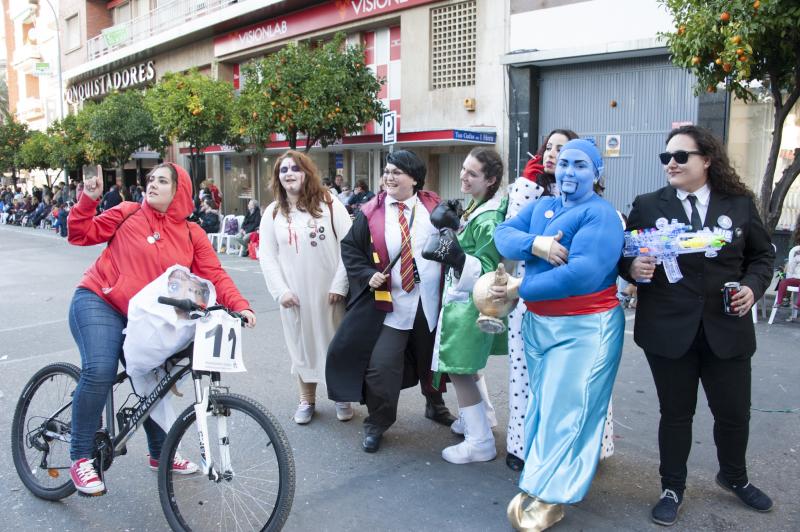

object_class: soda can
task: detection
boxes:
[722,282,740,315]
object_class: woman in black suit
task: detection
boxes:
[622,125,774,526]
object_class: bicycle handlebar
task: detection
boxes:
[157,296,200,312]
[158,296,246,324]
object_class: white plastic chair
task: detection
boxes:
[768,245,800,324]
[224,215,246,255]
[208,214,231,252]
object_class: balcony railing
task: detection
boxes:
[86,0,239,61]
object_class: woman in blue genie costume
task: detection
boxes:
[492,139,624,531]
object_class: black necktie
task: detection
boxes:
[687,194,702,231]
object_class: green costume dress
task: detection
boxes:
[432,195,508,382]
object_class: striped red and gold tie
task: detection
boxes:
[396,203,415,292]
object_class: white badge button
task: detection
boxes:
[717,215,733,229]
[544,210,554,219]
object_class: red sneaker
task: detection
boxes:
[148,453,199,475]
[70,458,105,495]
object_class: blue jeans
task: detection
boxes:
[69,288,167,461]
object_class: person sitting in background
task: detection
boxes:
[233,199,261,257]
[347,179,375,214]
[198,197,221,234]
[774,220,800,317]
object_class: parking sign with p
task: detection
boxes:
[382,111,397,145]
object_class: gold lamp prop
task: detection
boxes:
[473,263,522,334]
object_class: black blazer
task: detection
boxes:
[620,186,774,359]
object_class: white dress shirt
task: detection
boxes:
[676,183,710,228]
[383,194,441,332]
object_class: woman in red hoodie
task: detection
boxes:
[67,163,256,495]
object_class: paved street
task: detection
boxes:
[0,223,797,532]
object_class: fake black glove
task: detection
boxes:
[429,199,463,231]
[422,228,466,275]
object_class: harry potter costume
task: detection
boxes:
[326,153,454,452]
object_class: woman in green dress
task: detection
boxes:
[423,147,507,464]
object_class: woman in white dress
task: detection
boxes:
[259,150,354,424]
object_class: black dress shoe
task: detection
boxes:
[715,473,773,512]
[651,489,683,526]
[424,395,457,426]
[506,453,525,471]
[362,434,381,453]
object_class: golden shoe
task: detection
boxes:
[507,492,565,532]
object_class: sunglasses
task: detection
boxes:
[279,165,301,174]
[658,150,703,165]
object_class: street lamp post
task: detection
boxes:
[39,0,66,187]
[40,0,64,122]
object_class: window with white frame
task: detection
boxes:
[430,0,476,89]
[65,15,80,50]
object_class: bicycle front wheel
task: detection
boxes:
[11,362,80,501]
[159,393,295,532]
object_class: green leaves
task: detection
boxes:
[233,32,386,151]
[82,89,162,169]
[0,117,30,179]
[659,0,800,101]
[146,69,237,156]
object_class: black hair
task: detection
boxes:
[666,125,752,197]
[386,150,426,192]
[536,128,579,195]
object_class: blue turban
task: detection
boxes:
[560,138,604,178]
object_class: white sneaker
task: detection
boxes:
[294,401,315,424]
[335,402,354,421]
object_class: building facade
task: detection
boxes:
[504,0,799,231]
[59,0,510,215]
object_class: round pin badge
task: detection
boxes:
[319,234,326,240]
[310,240,318,247]
[309,232,317,239]
[318,226,325,233]
[655,217,668,229]
[147,236,156,244]
[717,215,733,229]
[544,210,554,219]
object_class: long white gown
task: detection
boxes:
[259,198,352,383]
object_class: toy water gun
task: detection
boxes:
[624,218,733,283]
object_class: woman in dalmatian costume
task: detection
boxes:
[504,129,614,472]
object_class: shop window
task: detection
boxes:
[728,95,800,230]
[430,0,476,89]
[65,15,80,50]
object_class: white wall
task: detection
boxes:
[509,0,673,52]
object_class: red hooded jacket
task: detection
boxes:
[68,164,250,315]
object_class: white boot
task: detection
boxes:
[442,401,496,464]
[451,375,497,435]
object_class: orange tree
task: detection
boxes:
[146,69,238,190]
[0,117,30,185]
[233,33,386,152]
[660,0,800,233]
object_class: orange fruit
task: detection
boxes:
[691,56,702,65]
[731,35,742,45]
[720,11,731,23]
[715,58,723,65]
[723,63,733,72]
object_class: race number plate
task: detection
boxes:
[192,313,246,372]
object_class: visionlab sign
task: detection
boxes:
[214,0,438,57]
[65,61,156,104]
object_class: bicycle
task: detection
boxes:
[11,297,295,532]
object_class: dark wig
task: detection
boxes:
[536,128,578,195]
[666,125,753,197]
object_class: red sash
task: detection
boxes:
[525,286,619,316]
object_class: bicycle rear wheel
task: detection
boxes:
[11,362,80,500]
[159,393,295,532]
